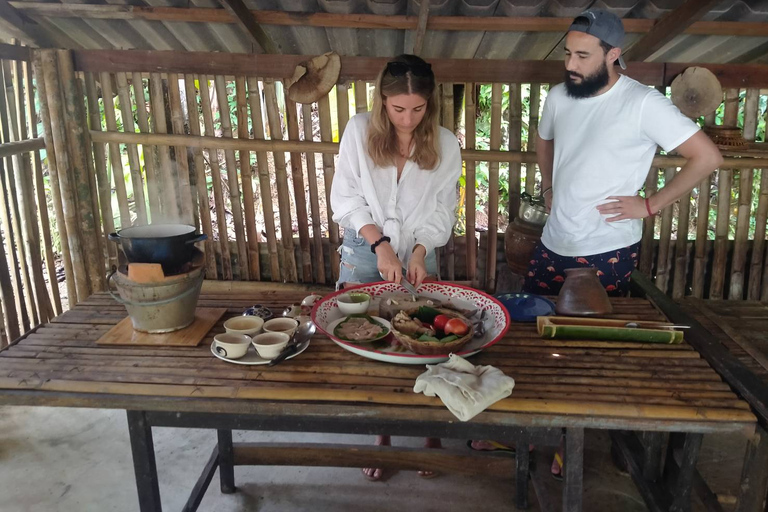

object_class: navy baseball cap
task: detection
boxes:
[568,9,627,69]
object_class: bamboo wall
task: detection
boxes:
[0,46,767,346]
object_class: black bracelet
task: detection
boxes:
[370,236,391,254]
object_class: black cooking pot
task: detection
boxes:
[108,224,207,272]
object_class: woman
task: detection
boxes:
[330,54,462,481]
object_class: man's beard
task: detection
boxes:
[564,61,610,99]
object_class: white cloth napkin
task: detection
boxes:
[413,354,515,422]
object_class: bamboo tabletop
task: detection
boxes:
[0,291,756,434]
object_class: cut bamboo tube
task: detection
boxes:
[441,82,455,280]
[486,83,502,293]
[24,59,61,316]
[655,168,676,293]
[41,50,90,304]
[0,72,20,336]
[709,167,732,299]
[302,102,326,284]
[235,76,260,281]
[246,77,280,281]
[525,83,541,195]
[131,72,161,221]
[750,167,768,300]
[183,73,218,279]
[149,72,179,221]
[263,79,297,282]
[464,83,477,284]
[0,234,16,342]
[33,51,76,310]
[1,59,37,327]
[729,88,759,299]
[99,71,131,228]
[639,168,658,275]
[84,73,118,270]
[12,57,52,323]
[354,80,367,113]
[284,93,312,283]
[166,73,195,226]
[672,187,691,299]
[214,75,249,280]
[199,76,232,280]
[59,50,104,293]
[318,94,340,282]
[508,83,522,220]
[337,82,349,137]
[115,72,147,225]
[692,175,711,299]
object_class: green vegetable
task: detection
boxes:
[417,333,439,342]
[413,306,441,324]
[439,335,459,343]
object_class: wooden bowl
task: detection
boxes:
[391,307,473,355]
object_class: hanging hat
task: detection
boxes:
[285,52,341,104]
[670,67,723,119]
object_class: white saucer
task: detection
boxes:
[210,339,310,365]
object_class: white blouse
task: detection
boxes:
[330,113,462,263]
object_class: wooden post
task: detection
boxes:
[639,168,658,276]
[672,189,691,299]
[131,72,161,221]
[284,93,312,283]
[751,168,768,300]
[183,73,218,279]
[525,83,541,195]
[441,81,455,281]
[464,83,477,285]
[337,82,350,137]
[166,73,195,227]
[486,83,502,293]
[354,80,368,113]
[198,76,232,279]
[58,50,105,292]
[115,72,148,225]
[99,71,131,228]
[302,103,326,284]
[246,77,280,282]
[655,168,676,293]
[149,72,179,222]
[263,79,297,283]
[213,75,249,280]
[0,64,18,337]
[318,94,340,283]
[691,174,712,299]
[508,83,522,221]
[33,51,77,309]
[235,76,260,281]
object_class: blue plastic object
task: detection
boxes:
[495,293,555,322]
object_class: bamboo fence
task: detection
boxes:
[0,46,767,347]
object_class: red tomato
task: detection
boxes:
[433,314,450,331]
[444,318,469,336]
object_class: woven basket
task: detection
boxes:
[391,307,473,355]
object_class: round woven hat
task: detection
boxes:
[285,52,341,104]
[670,67,723,118]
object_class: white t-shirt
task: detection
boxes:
[330,113,462,263]
[539,75,700,257]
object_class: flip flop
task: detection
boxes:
[551,451,563,481]
[467,439,516,455]
[418,470,440,479]
[361,467,383,482]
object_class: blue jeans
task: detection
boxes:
[336,231,438,289]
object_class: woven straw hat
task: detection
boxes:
[285,52,341,104]
[670,67,723,118]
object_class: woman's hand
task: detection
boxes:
[376,242,403,283]
[407,245,428,288]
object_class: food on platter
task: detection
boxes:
[378,293,442,321]
[333,315,389,342]
[390,306,473,355]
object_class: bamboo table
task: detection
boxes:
[0,288,757,512]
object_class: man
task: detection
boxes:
[523,9,723,296]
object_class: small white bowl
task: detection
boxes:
[224,316,264,336]
[212,333,252,360]
[263,317,299,337]
[336,292,371,315]
[252,332,290,360]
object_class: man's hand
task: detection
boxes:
[596,195,649,221]
[407,245,428,288]
[376,242,402,283]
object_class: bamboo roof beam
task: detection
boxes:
[216,0,278,53]
[411,0,429,56]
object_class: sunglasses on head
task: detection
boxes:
[386,61,433,78]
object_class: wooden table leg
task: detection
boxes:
[669,433,703,512]
[217,429,235,494]
[127,410,162,512]
[642,431,664,482]
[516,433,530,510]
[735,425,768,512]
[563,428,584,512]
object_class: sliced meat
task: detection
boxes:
[336,317,384,341]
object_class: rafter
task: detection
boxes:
[0,0,52,47]
[217,0,278,53]
[411,0,430,56]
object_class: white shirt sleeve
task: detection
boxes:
[538,85,557,141]
[413,134,462,255]
[639,89,700,153]
[330,118,375,236]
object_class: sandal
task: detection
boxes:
[362,467,384,482]
[467,439,516,455]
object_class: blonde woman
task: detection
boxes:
[331,54,462,291]
[330,55,462,481]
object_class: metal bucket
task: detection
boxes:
[108,266,205,333]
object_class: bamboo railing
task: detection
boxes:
[0,46,767,347]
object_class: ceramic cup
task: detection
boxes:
[336,292,371,315]
[251,332,290,360]
[213,333,251,359]
[223,316,264,336]
[263,317,300,337]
